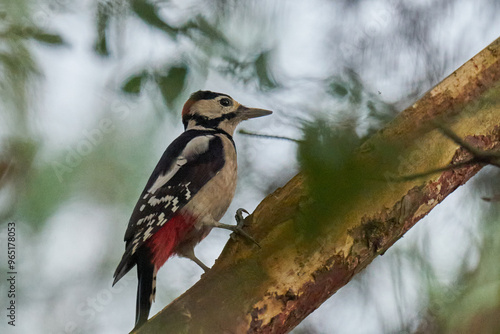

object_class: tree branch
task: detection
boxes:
[136,37,500,333]
[238,129,301,143]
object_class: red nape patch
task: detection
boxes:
[146,214,196,268]
[182,98,195,118]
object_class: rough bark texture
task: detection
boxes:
[135,37,500,334]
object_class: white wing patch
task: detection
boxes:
[183,134,214,158]
[184,182,192,200]
[143,226,154,241]
[148,158,186,193]
[147,194,175,206]
[147,135,214,194]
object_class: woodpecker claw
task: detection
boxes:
[235,208,249,228]
[232,208,261,248]
[232,227,261,248]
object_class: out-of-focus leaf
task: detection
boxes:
[326,70,397,137]
[94,1,111,56]
[328,70,363,103]
[0,160,11,184]
[297,118,400,238]
[1,25,65,45]
[2,138,40,224]
[0,52,18,69]
[330,82,348,97]
[255,51,277,90]
[297,120,361,236]
[482,194,500,202]
[122,71,147,95]
[184,15,231,48]
[130,0,178,38]
[94,32,108,56]
[156,66,188,108]
[30,31,65,45]
[0,47,39,99]
[217,54,251,79]
[366,100,397,130]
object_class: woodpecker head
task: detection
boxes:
[182,90,272,135]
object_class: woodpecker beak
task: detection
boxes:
[237,105,273,120]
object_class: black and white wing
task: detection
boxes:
[113,130,226,282]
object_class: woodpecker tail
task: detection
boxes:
[134,252,157,330]
[113,253,135,286]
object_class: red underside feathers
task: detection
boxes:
[146,214,195,268]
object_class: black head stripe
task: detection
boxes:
[183,112,237,129]
[190,90,231,101]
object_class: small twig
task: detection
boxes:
[389,124,500,182]
[387,159,479,182]
[434,122,500,167]
[238,129,300,143]
[482,194,500,202]
[433,122,478,153]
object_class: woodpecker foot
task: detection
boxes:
[233,208,260,248]
[209,212,260,248]
[235,208,249,228]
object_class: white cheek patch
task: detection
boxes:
[147,135,213,194]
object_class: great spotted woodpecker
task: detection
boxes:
[113,90,272,329]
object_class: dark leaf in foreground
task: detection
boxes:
[131,0,178,37]
[122,72,148,95]
[156,66,188,108]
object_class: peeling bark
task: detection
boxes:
[135,38,500,334]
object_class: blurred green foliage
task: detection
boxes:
[296,71,399,237]
[1,25,65,45]
[131,0,179,37]
[416,173,500,334]
[296,116,401,239]
[156,65,188,108]
[122,66,188,107]
[0,0,65,227]
[297,120,362,236]
[255,50,277,90]
[122,71,148,95]
[116,0,278,113]
[327,70,398,136]
[95,1,112,56]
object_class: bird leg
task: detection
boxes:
[180,248,211,272]
[207,210,260,248]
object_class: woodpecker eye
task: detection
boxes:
[219,98,232,107]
